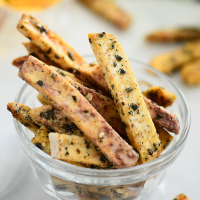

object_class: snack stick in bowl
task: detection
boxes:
[49,133,112,168]
[143,86,176,108]
[31,125,51,154]
[18,56,139,168]
[7,102,51,154]
[17,14,86,72]
[77,0,132,30]
[7,102,40,135]
[150,40,200,74]
[89,32,161,163]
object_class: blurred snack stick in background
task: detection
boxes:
[181,58,200,85]
[146,27,200,43]
[150,40,200,74]
[173,193,190,200]
[143,86,176,108]
[78,0,131,29]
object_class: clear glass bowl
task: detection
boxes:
[14,56,190,200]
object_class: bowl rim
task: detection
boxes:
[14,57,191,177]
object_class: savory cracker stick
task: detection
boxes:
[75,185,99,200]
[7,102,51,154]
[143,86,176,107]
[31,125,51,154]
[12,55,29,68]
[181,58,200,85]
[150,40,200,74]
[144,98,179,134]
[155,124,173,151]
[89,32,160,163]
[78,0,131,30]
[146,28,200,43]
[29,105,84,136]
[7,102,40,134]
[18,56,139,168]
[17,14,86,72]
[173,193,190,200]
[49,133,111,168]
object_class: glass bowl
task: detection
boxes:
[13,56,190,200]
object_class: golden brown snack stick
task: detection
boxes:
[18,56,139,168]
[7,102,51,154]
[7,102,40,134]
[31,125,51,154]
[150,40,200,74]
[173,193,190,200]
[49,132,112,169]
[155,124,173,151]
[143,86,176,107]
[181,58,200,85]
[17,14,86,71]
[89,32,160,163]
[146,28,200,43]
[78,0,131,30]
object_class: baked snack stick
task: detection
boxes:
[17,14,108,94]
[146,28,200,43]
[17,14,86,72]
[7,102,51,154]
[18,56,139,168]
[155,124,173,151]
[150,40,200,74]
[143,86,176,108]
[78,0,131,30]
[181,58,200,85]
[7,102,40,134]
[89,32,160,163]
[173,193,190,200]
[49,133,112,168]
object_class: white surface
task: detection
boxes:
[0,0,200,199]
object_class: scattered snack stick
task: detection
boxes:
[17,14,109,94]
[143,86,176,107]
[18,56,139,168]
[181,58,200,85]
[146,27,200,43]
[49,133,112,168]
[7,102,51,154]
[150,40,200,74]
[173,193,190,200]
[77,0,131,30]
[89,32,160,163]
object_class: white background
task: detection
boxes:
[0,0,200,199]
